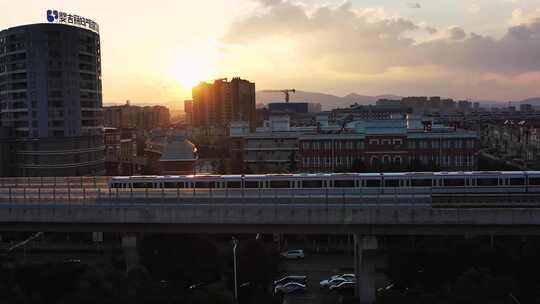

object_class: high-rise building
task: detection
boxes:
[191,77,255,131]
[0,23,104,176]
[183,99,193,124]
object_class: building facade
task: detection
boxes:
[191,77,255,131]
[482,120,540,169]
[103,102,170,130]
[0,23,104,176]
[230,114,479,174]
[300,119,478,172]
[144,129,198,175]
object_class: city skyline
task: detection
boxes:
[2,0,540,107]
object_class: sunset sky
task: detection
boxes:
[2,0,540,108]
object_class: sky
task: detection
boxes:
[2,0,540,109]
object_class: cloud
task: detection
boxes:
[223,0,540,76]
[448,26,466,40]
[467,3,480,14]
[425,26,438,34]
[258,0,282,7]
[407,2,421,9]
[510,8,540,26]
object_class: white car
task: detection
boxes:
[339,273,355,281]
[274,275,307,287]
[329,281,355,292]
[319,277,348,289]
[274,282,307,295]
[280,249,305,259]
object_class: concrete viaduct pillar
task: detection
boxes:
[354,234,378,304]
[121,234,140,271]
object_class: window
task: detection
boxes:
[476,178,499,186]
[509,178,525,186]
[164,182,185,188]
[411,179,432,187]
[226,181,241,188]
[302,180,323,188]
[365,180,381,187]
[334,180,355,187]
[244,181,259,188]
[443,178,465,186]
[270,180,290,188]
[529,177,540,185]
[133,182,153,188]
[384,180,399,187]
[195,181,215,188]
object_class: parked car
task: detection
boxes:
[319,277,348,289]
[329,281,355,292]
[280,249,305,259]
[274,282,307,295]
[339,273,355,281]
[274,275,307,287]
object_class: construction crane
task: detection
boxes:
[261,89,296,103]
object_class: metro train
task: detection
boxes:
[108,171,540,195]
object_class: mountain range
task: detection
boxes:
[256,90,402,110]
[104,91,540,112]
[256,90,540,110]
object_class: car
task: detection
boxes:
[280,249,305,259]
[274,275,307,287]
[274,282,307,295]
[329,281,355,292]
[339,273,356,281]
[319,277,348,289]
[188,282,207,290]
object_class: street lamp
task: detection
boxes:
[232,237,239,302]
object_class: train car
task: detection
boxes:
[108,171,540,196]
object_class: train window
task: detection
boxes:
[443,178,465,187]
[529,177,540,185]
[226,181,241,188]
[244,181,259,188]
[365,180,381,187]
[195,181,215,188]
[411,179,432,187]
[133,182,153,188]
[270,180,290,188]
[476,178,499,186]
[334,180,355,187]
[164,182,179,188]
[384,180,399,187]
[302,180,323,188]
[509,178,525,186]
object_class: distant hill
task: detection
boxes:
[256,90,402,110]
[476,97,540,108]
[517,97,540,106]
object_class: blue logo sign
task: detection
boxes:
[46,10,58,23]
[45,9,99,33]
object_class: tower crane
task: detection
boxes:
[261,89,296,103]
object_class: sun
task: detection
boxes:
[169,52,212,89]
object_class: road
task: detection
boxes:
[280,253,355,304]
